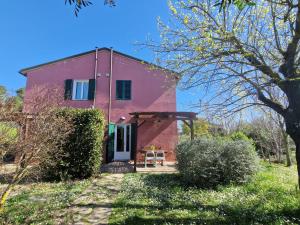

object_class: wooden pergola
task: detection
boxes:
[129,111,197,172]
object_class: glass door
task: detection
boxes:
[114,124,131,160]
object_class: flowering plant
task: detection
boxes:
[144,144,161,151]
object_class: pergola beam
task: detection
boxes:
[129,111,197,119]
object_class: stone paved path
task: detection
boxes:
[63,174,124,225]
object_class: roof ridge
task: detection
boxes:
[19,47,178,76]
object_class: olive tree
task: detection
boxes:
[182,118,210,137]
[148,0,300,187]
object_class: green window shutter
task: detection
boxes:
[124,81,131,100]
[116,80,122,99]
[88,79,96,100]
[64,79,73,100]
[107,123,115,162]
[130,123,137,160]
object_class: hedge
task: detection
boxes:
[42,108,105,180]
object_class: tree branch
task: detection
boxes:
[279,2,300,77]
[257,90,286,116]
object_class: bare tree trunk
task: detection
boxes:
[286,121,300,188]
[278,149,282,163]
[294,141,300,189]
[261,147,266,161]
[274,142,281,162]
[283,133,292,166]
[284,107,300,188]
[279,119,292,166]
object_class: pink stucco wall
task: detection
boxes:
[23,49,177,162]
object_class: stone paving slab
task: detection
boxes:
[58,174,124,225]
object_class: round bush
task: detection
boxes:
[176,137,259,187]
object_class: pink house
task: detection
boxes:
[20,47,195,165]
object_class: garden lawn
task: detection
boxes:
[110,162,300,225]
[0,179,91,225]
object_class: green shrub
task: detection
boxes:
[42,108,105,180]
[230,131,254,144]
[176,137,259,187]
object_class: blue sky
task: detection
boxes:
[0,0,198,112]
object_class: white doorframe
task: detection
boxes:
[114,124,131,161]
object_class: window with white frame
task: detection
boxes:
[72,80,89,100]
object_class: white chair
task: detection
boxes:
[144,151,156,168]
[155,150,165,166]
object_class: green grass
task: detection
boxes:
[0,179,91,225]
[110,162,300,225]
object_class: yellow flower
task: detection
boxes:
[196,46,203,52]
[169,4,177,15]
[184,16,189,25]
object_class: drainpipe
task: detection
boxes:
[93,47,99,108]
[108,47,113,123]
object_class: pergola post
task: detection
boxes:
[133,116,139,172]
[190,119,194,141]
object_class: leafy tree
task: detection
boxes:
[16,88,24,99]
[149,0,300,187]
[13,88,25,111]
[0,85,7,102]
[0,122,18,161]
[230,131,254,144]
[217,0,255,9]
[182,118,210,137]
[66,0,115,16]
[0,86,24,111]
[0,85,24,163]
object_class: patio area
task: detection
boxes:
[130,111,197,172]
[136,161,177,173]
[101,161,178,174]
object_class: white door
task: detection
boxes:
[114,124,131,161]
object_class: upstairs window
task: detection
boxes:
[73,80,89,100]
[116,80,131,100]
[64,79,95,100]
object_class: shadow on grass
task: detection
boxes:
[112,201,300,225]
[111,173,300,225]
[110,214,300,225]
[0,179,88,224]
